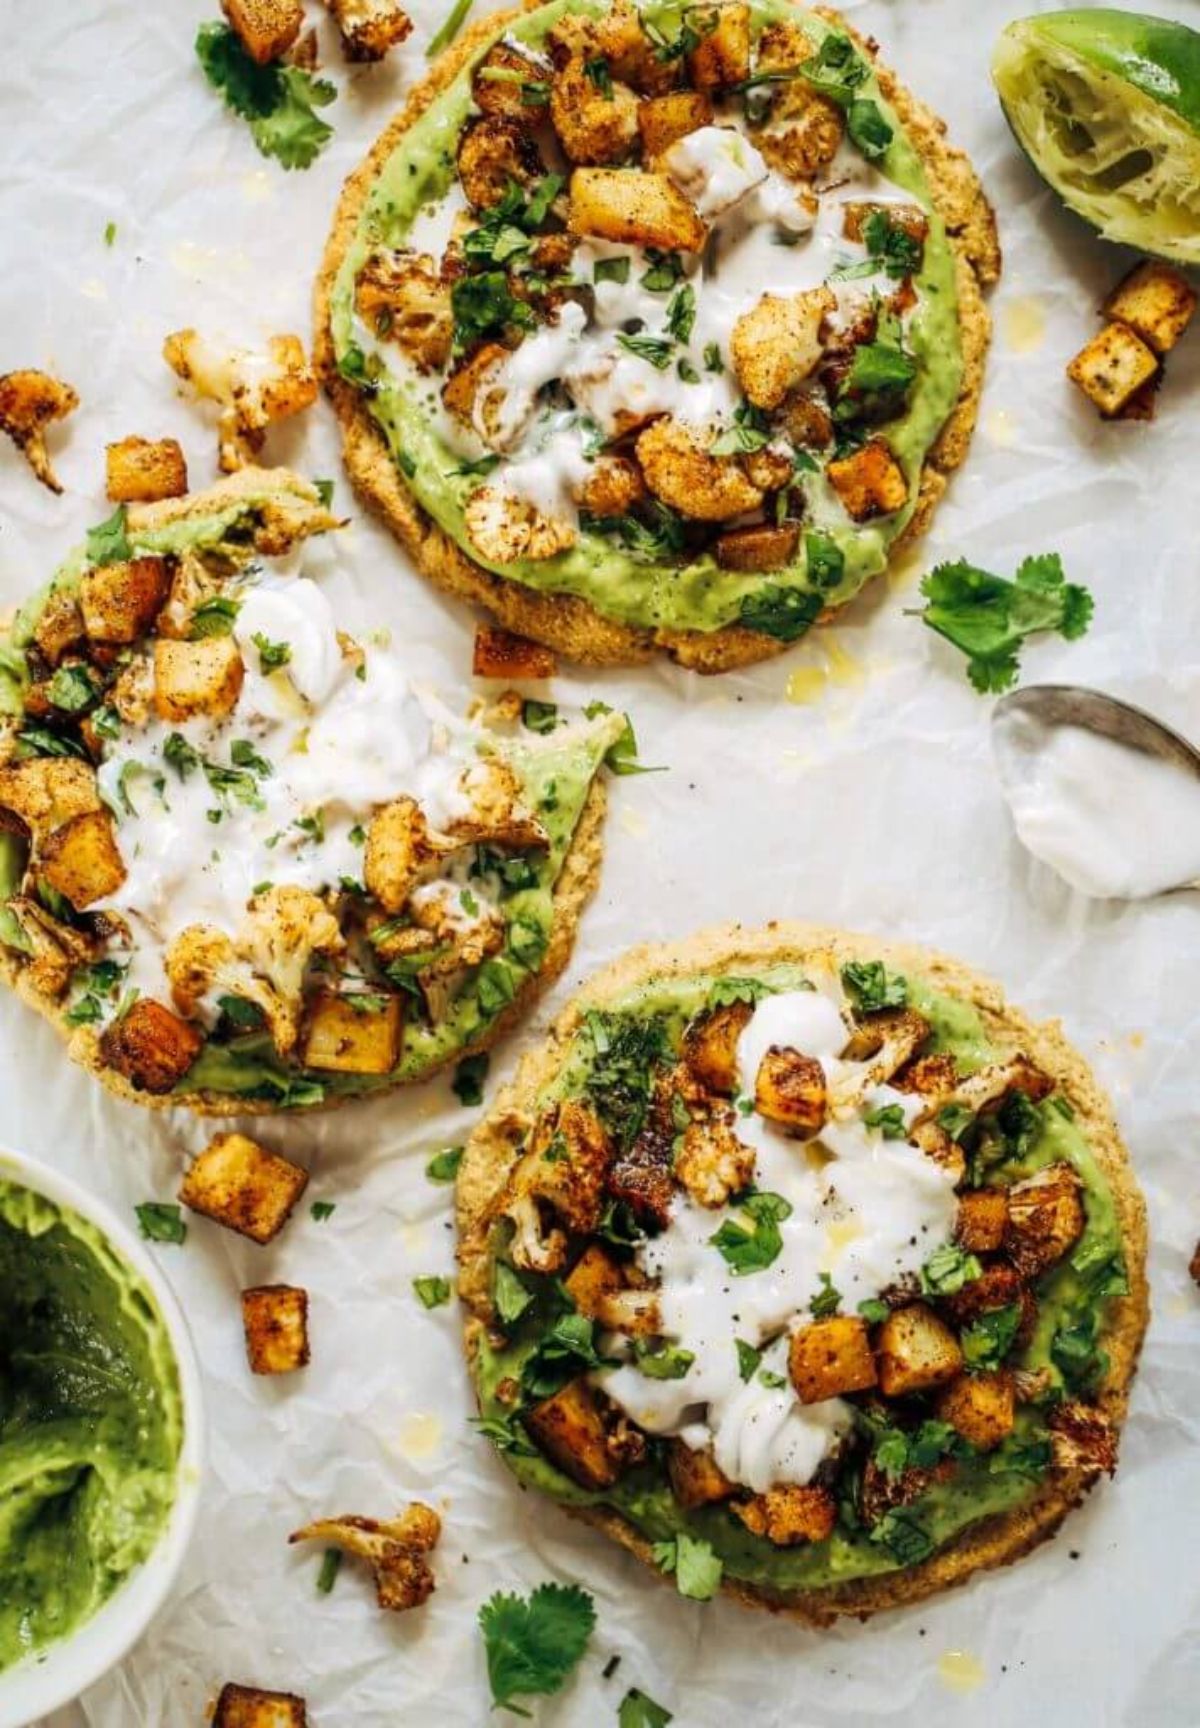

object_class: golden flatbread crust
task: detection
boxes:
[0,472,610,1117]
[456,921,1149,1623]
[315,3,1001,673]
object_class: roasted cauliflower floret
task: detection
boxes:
[323,0,412,61]
[473,40,547,124]
[731,287,834,412]
[1048,1400,1117,1478]
[502,1099,612,1273]
[354,251,453,373]
[1003,1160,1085,1278]
[551,53,639,163]
[162,329,317,472]
[0,369,78,493]
[449,757,548,850]
[733,1483,836,1546]
[290,1504,440,1610]
[0,757,101,846]
[755,21,845,181]
[363,795,456,914]
[635,418,763,521]
[456,115,544,211]
[674,1115,755,1207]
[464,485,577,563]
[2,897,97,999]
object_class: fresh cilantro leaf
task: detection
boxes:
[915,553,1093,694]
[85,504,132,567]
[314,478,335,508]
[104,220,117,246]
[616,332,675,370]
[639,249,684,291]
[960,1302,1021,1371]
[507,915,549,969]
[666,282,696,343]
[847,98,893,159]
[997,1089,1044,1160]
[810,1271,842,1317]
[135,1202,187,1245]
[1070,1241,1129,1299]
[619,1689,673,1728]
[14,725,89,761]
[1051,1312,1109,1390]
[453,1052,490,1105]
[582,1011,669,1150]
[315,1548,342,1594]
[252,632,292,674]
[413,1275,452,1309]
[162,733,201,779]
[709,1191,793,1276]
[425,1145,464,1187]
[584,54,613,96]
[841,960,908,1012]
[805,531,845,590]
[190,595,240,638]
[595,1198,646,1252]
[195,22,335,170]
[472,1410,539,1456]
[594,255,631,285]
[869,1508,933,1566]
[46,664,98,714]
[862,207,923,278]
[863,1103,907,1139]
[633,1340,695,1380]
[522,699,558,734]
[735,1338,762,1382]
[708,976,770,1009]
[938,1102,975,1143]
[710,404,771,457]
[520,1312,610,1400]
[651,1533,723,1600]
[230,739,272,776]
[989,1436,1052,1478]
[451,270,532,349]
[920,1241,982,1296]
[857,1297,890,1324]
[800,32,869,98]
[479,1582,596,1714]
[310,1200,336,1222]
[738,583,823,643]
[592,711,663,778]
[478,957,518,1017]
[493,1261,534,1327]
[836,335,916,423]
[703,340,724,373]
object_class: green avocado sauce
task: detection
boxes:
[472,966,1126,1595]
[0,1180,182,1670]
[0,486,617,1108]
[330,0,964,638]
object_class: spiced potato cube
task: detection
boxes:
[242,1284,310,1375]
[180,1132,308,1244]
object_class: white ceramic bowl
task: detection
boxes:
[0,1149,205,1728]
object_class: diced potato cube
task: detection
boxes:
[955,1187,1008,1254]
[32,591,86,666]
[577,454,647,517]
[153,636,244,721]
[667,1439,736,1508]
[588,0,679,95]
[568,168,708,252]
[842,201,929,250]
[638,90,713,159]
[100,998,204,1094]
[715,522,801,572]
[214,1684,307,1728]
[80,555,170,644]
[1105,260,1197,355]
[1067,321,1158,417]
[551,55,640,165]
[876,1302,963,1397]
[563,1243,626,1319]
[754,1045,827,1137]
[105,437,188,504]
[681,999,752,1094]
[943,1261,1035,1347]
[300,992,403,1076]
[0,368,78,494]
[789,1315,877,1403]
[220,0,303,63]
[325,0,411,62]
[242,1284,310,1375]
[687,3,751,89]
[363,796,450,914]
[935,1370,1015,1451]
[472,624,556,680]
[524,1377,622,1489]
[180,1131,308,1244]
[1003,1160,1084,1278]
[0,756,100,841]
[40,809,126,909]
[734,1483,837,1545]
[826,437,908,521]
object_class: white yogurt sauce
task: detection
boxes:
[94,570,487,1002]
[993,707,1200,900]
[596,987,958,1494]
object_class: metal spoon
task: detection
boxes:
[992,684,1200,898]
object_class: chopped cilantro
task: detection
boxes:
[46,664,98,714]
[521,699,558,734]
[919,1241,982,1296]
[135,1202,186,1245]
[960,1303,1021,1371]
[805,531,845,590]
[452,1051,489,1106]
[584,55,613,96]
[709,1191,793,1276]
[863,1103,907,1139]
[616,332,674,370]
[809,1271,842,1317]
[633,1340,695,1380]
[738,583,822,642]
[619,1690,673,1728]
[650,1532,723,1600]
[190,595,240,638]
[85,504,131,566]
[252,632,292,674]
[857,1297,890,1324]
[594,255,631,285]
[493,1260,534,1326]
[413,1275,452,1310]
[841,959,907,1012]
[315,1548,341,1594]
[735,1338,762,1382]
[310,1201,336,1223]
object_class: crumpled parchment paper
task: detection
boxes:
[1,0,1197,1722]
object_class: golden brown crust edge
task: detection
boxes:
[315,3,1001,673]
[456,920,1149,1623]
[0,467,610,1116]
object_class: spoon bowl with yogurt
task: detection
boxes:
[992,684,1200,900]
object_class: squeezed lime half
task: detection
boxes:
[993,8,1200,263]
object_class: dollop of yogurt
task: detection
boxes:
[993,706,1200,899]
[596,987,959,1495]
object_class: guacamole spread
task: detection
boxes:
[470,959,1129,1597]
[0,1180,182,1669]
[0,471,621,1109]
[331,0,964,643]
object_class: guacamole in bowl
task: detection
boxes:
[0,1153,201,1724]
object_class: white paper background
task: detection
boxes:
[1,0,1198,1721]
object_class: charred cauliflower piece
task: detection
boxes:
[667,1439,735,1508]
[551,54,639,164]
[0,757,102,846]
[502,1099,612,1273]
[0,369,78,493]
[355,251,453,372]
[755,20,844,180]
[473,41,547,125]
[733,1483,836,1546]
[465,485,577,563]
[730,288,833,412]
[1003,1161,1085,1278]
[448,757,548,850]
[681,999,752,1095]
[363,795,456,914]
[754,1045,827,1137]
[2,897,97,999]
[635,418,762,521]
[323,0,411,61]
[457,116,543,211]
[674,1115,755,1208]
[1048,1400,1117,1478]
[162,330,317,473]
[290,1504,440,1610]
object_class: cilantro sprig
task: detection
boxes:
[195,22,335,170]
[914,552,1094,694]
[478,1582,596,1715]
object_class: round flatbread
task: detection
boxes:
[457,922,1148,1621]
[317,2,1000,672]
[0,468,616,1116]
